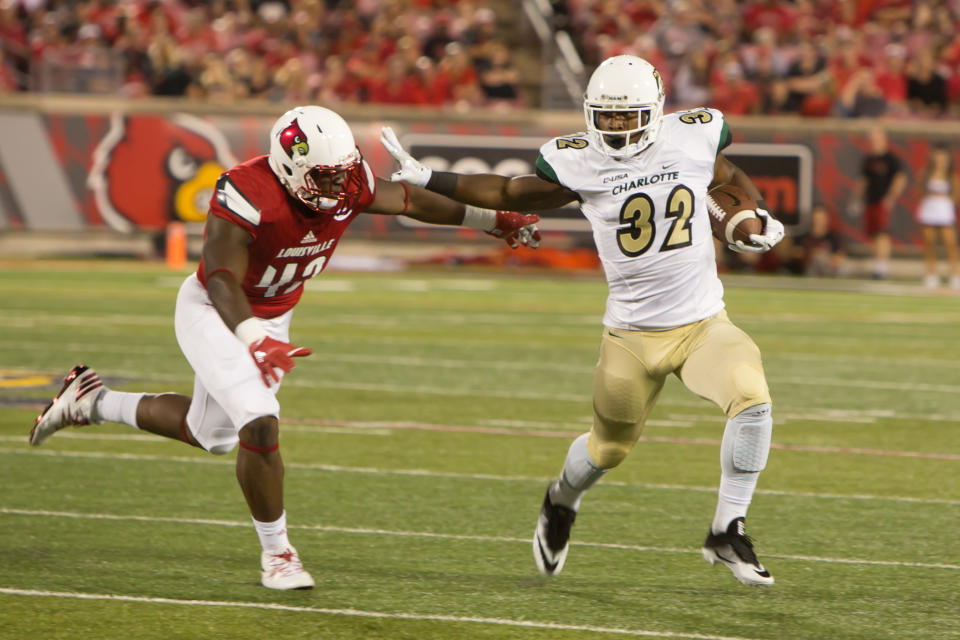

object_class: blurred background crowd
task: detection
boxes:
[0,0,523,109]
[2,0,960,118]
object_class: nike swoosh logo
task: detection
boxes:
[718,189,741,206]
[607,330,620,338]
[714,550,736,564]
[536,537,560,573]
[661,163,677,170]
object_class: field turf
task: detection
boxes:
[1,260,958,640]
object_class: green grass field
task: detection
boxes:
[1,260,958,640]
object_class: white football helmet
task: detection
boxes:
[583,55,665,158]
[267,105,367,214]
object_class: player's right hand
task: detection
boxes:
[380,126,432,187]
[248,336,312,387]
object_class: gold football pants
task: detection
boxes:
[588,311,771,469]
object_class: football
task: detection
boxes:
[706,185,763,246]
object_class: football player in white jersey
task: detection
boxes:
[381,55,785,586]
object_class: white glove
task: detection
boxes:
[730,209,785,254]
[380,126,432,187]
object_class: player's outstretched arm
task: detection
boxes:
[710,153,784,253]
[367,179,541,249]
[380,126,577,212]
[202,216,311,386]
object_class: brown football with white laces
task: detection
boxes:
[706,185,763,245]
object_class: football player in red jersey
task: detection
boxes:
[29,105,540,590]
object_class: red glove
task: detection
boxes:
[488,211,541,249]
[248,336,312,386]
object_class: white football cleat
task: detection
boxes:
[261,547,315,590]
[29,365,104,446]
[701,517,774,586]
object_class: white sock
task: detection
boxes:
[95,389,144,428]
[712,404,772,534]
[253,510,290,553]
[549,433,606,511]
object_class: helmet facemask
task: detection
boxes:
[291,153,366,215]
[585,102,662,158]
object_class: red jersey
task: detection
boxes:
[198,155,376,318]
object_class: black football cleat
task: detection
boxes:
[701,517,774,586]
[533,485,577,576]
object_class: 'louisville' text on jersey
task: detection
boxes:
[275,238,336,258]
[610,170,680,195]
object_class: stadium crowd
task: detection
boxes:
[2,0,960,118]
[554,0,960,118]
[0,0,523,109]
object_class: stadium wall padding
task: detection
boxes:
[0,98,956,248]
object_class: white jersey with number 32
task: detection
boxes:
[536,108,730,330]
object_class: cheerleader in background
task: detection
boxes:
[916,144,960,289]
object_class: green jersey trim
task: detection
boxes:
[717,121,732,155]
[535,154,561,185]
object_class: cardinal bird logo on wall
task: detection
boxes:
[88,113,237,232]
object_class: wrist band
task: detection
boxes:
[463,205,497,232]
[235,317,268,347]
[425,171,458,197]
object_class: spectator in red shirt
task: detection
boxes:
[873,43,908,114]
[317,55,362,105]
[743,0,797,40]
[366,54,426,105]
[414,55,452,106]
[711,55,761,115]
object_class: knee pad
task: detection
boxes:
[727,403,772,473]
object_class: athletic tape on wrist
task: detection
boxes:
[463,206,497,232]
[235,317,268,347]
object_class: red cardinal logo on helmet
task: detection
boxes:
[278,119,310,158]
[89,114,236,232]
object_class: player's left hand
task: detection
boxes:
[489,211,541,249]
[731,209,784,253]
[380,126,432,187]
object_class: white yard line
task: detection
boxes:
[0,587,757,640]
[2,508,958,571]
[1,447,957,506]
[6,349,960,398]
